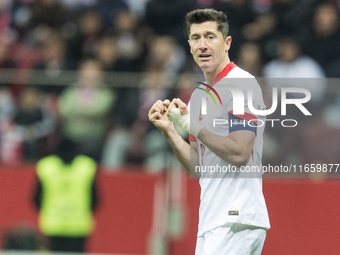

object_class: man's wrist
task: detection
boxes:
[161,123,176,139]
[190,119,202,137]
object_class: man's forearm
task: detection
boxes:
[197,128,254,168]
[163,127,200,178]
[166,102,254,168]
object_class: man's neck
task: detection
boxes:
[204,58,231,85]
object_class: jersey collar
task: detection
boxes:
[212,62,237,86]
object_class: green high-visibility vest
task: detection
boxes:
[36,155,96,236]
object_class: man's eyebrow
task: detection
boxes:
[190,31,217,38]
[204,31,217,36]
[190,33,200,38]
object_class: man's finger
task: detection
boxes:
[166,101,177,116]
[162,99,171,107]
[172,98,189,114]
[173,98,186,107]
[149,111,162,122]
[149,101,165,116]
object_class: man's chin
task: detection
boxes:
[198,61,211,69]
[199,62,214,72]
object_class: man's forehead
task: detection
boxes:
[190,21,219,35]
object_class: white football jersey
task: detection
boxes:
[188,62,270,236]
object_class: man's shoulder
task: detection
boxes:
[227,66,255,79]
[220,66,260,91]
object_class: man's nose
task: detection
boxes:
[198,38,207,50]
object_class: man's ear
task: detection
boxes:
[225,36,232,52]
[188,40,193,54]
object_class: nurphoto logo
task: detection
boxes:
[198,81,312,128]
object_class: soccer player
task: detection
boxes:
[148,9,270,255]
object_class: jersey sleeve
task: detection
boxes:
[224,78,265,136]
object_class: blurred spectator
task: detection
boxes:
[112,10,148,72]
[25,0,70,45]
[0,38,16,70]
[0,38,16,96]
[102,81,139,168]
[263,36,326,103]
[270,0,316,36]
[9,0,34,43]
[0,87,55,163]
[146,35,186,82]
[59,58,115,161]
[95,0,128,30]
[95,35,142,74]
[31,0,67,25]
[94,34,142,166]
[242,0,317,61]
[13,87,55,161]
[101,63,174,171]
[0,85,19,164]
[264,36,325,78]
[263,36,326,167]
[95,36,120,71]
[242,12,276,42]
[34,32,75,95]
[33,137,98,252]
[300,3,340,77]
[60,0,98,10]
[0,1,11,39]
[125,0,150,19]
[242,12,280,61]
[10,0,69,45]
[217,0,256,60]
[144,0,197,43]
[66,9,104,67]
[0,86,15,124]
[94,34,140,122]
[0,120,23,164]
[0,86,17,164]
[236,42,263,77]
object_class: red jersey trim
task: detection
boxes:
[189,134,197,141]
[228,111,258,125]
[212,62,237,86]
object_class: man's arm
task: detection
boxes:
[167,98,255,168]
[148,100,200,178]
[162,125,200,178]
[197,129,255,168]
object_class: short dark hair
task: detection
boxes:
[185,9,229,39]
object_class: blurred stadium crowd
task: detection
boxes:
[0,0,340,172]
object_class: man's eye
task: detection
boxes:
[193,37,199,41]
[207,35,214,40]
